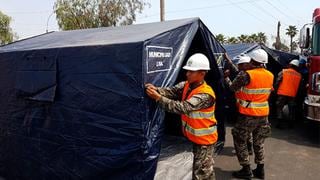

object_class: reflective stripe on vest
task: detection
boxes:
[237,99,269,108]
[277,68,302,97]
[241,87,272,94]
[181,121,217,136]
[236,68,274,116]
[185,111,215,120]
[181,81,218,145]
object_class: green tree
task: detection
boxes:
[215,34,226,44]
[54,0,148,30]
[222,32,268,45]
[247,33,258,43]
[257,32,267,44]
[227,37,238,44]
[291,41,298,52]
[0,11,16,45]
[285,25,298,53]
[272,41,289,52]
[237,34,248,43]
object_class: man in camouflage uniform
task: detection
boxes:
[224,53,254,155]
[224,49,273,179]
[146,53,217,180]
[275,60,302,129]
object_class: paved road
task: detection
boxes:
[156,119,320,180]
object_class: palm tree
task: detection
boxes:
[286,25,298,53]
[248,33,258,43]
[215,34,226,44]
[257,32,267,44]
[272,41,289,52]
[227,37,238,44]
[238,34,248,43]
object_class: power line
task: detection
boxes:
[139,0,265,20]
[275,0,305,22]
[141,0,277,28]
[141,0,273,26]
[166,0,263,14]
[248,1,293,44]
[226,0,274,26]
[249,0,284,24]
[263,0,299,24]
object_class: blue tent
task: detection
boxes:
[223,43,298,66]
[222,43,260,64]
[223,43,299,77]
[0,18,225,179]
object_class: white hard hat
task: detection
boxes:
[236,54,251,65]
[183,53,210,71]
[246,49,268,64]
[289,59,300,67]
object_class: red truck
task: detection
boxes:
[299,8,320,122]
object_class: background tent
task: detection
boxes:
[223,43,299,76]
[0,18,225,180]
[222,43,260,64]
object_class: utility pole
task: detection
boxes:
[160,0,165,21]
[46,11,55,33]
[275,21,281,50]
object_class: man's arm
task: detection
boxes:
[274,71,283,91]
[158,93,215,114]
[226,71,250,92]
[224,53,239,73]
[156,81,186,100]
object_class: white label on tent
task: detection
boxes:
[146,46,173,74]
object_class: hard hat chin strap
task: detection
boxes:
[250,59,264,67]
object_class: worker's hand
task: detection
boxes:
[146,88,161,101]
[224,69,230,78]
[223,53,233,64]
[223,52,228,59]
[145,83,157,91]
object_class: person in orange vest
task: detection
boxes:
[275,59,302,129]
[224,54,255,155]
[225,49,273,179]
[145,53,217,180]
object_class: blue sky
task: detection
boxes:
[0,0,319,46]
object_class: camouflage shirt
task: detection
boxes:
[274,70,283,91]
[225,71,250,92]
[157,81,215,115]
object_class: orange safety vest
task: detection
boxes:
[236,68,274,116]
[181,81,218,145]
[277,68,302,97]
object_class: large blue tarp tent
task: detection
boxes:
[0,18,225,180]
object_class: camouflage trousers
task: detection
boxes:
[232,114,271,165]
[247,133,253,152]
[276,95,296,120]
[192,144,215,180]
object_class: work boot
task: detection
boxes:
[252,164,265,179]
[232,165,252,179]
